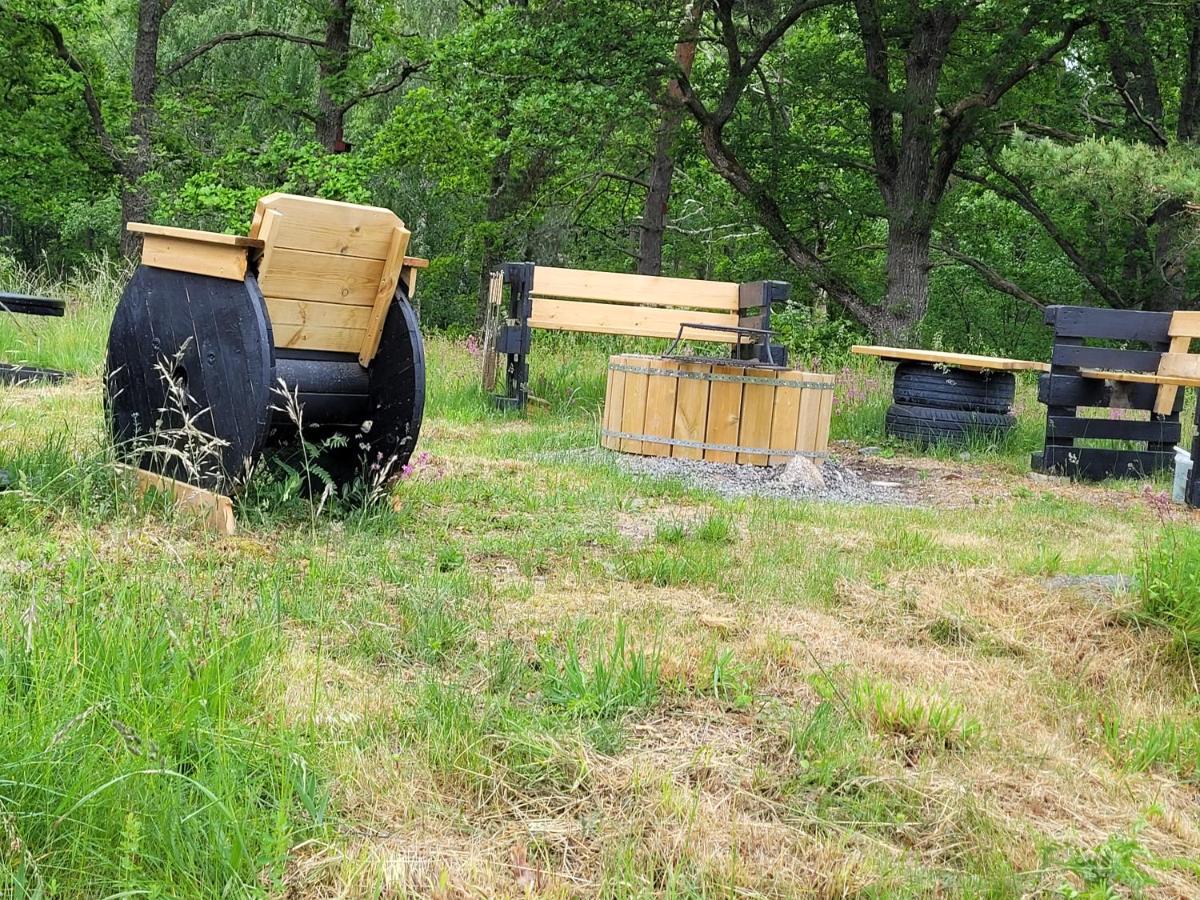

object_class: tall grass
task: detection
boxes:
[0,254,126,374]
[0,550,322,894]
[1139,525,1200,655]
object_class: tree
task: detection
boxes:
[677,0,1091,339]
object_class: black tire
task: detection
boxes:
[885,402,1015,446]
[892,362,1015,413]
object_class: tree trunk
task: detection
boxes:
[638,3,703,276]
[315,0,352,152]
[120,0,169,256]
[880,222,933,341]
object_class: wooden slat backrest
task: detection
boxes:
[531,266,740,311]
[251,193,410,365]
[528,265,744,343]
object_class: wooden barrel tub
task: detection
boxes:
[600,354,835,465]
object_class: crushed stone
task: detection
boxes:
[544,447,914,505]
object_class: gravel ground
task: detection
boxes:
[547,448,914,505]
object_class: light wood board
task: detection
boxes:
[139,233,252,281]
[122,464,236,535]
[704,363,743,463]
[532,266,740,311]
[852,345,1049,372]
[737,368,776,465]
[641,358,678,457]
[530,298,740,341]
[671,361,711,460]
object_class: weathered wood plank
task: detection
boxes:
[122,464,236,535]
[532,266,739,311]
[852,345,1048,372]
[672,361,711,459]
[704,363,743,463]
[529,298,740,341]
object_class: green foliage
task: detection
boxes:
[1059,827,1158,899]
[1139,526,1200,656]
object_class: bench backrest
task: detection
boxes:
[526,266,752,343]
[251,193,411,364]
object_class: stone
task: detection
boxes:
[858,446,883,457]
[779,455,826,491]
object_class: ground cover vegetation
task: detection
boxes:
[0,266,1198,895]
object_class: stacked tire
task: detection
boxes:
[885,362,1016,446]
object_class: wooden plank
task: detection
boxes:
[1038,372,1177,411]
[141,234,250,281]
[271,322,364,354]
[851,345,1048,372]
[794,380,823,453]
[403,256,430,269]
[641,358,678,457]
[529,298,740,341]
[603,355,628,450]
[265,298,371,330]
[122,464,236,536]
[1040,446,1174,480]
[1052,345,1162,371]
[704,363,744,463]
[736,368,776,465]
[768,371,804,465]
[1044,305,1172,342]
[359,225,412,366]
[257,248,385,306]
[620,361,650,454]
[251,193,404,259]
[672,361,711,459]
[1079,368,1200,388]
[814,375,835,455]
[531,266,739,311]
[128,222,262,248]
[1046,416,1181,443]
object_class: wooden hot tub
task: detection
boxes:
[601,354,835,465]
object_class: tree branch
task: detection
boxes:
[954,162,1127,308]
[342,62,426,110]
[853,0,898,180]
[36,19,123,169]
[163,29,325,78]
[933,241,1046,310]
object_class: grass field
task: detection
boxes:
[1,267,1199,897]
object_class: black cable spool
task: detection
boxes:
[106,266,425,497]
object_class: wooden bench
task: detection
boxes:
[1033,305,1190,481]
[851,346,1049,373]
[129,193,428,367]
[485,263,789,409]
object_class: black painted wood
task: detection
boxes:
[1043,305,1172,343]
[1050,344,1164,372]
[1046,416,1181,443]
[275,357,370,395]
[0,364,68,385]
[0,292,65,317]
[1040,446,1175,480]
[1037,374,1183,412]
[106,267,275,491]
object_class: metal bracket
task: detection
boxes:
[663,322,787,368]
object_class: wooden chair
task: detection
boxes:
[1033,305,1187,480]
[487,262,789,409]
[250,193,426,366]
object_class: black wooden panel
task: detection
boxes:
[1050,345,1163,372]
[1046,416,1181,443]
[1040,446,1174,480]
[1043,305,1171,343]
[1038,373,1183,412]
[0,292,65,317]
[0,363,67,384]
[294,392,368,423]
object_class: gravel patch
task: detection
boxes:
[546,448,914,505]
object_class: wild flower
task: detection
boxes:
[465,334,482,357]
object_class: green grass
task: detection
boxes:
[0,265,1199,895]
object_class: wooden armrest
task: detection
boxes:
[402,256,430,269]
[127,222,264,249]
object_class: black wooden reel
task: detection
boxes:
[106,266,425,497]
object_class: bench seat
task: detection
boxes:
[852,345,1049,373]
